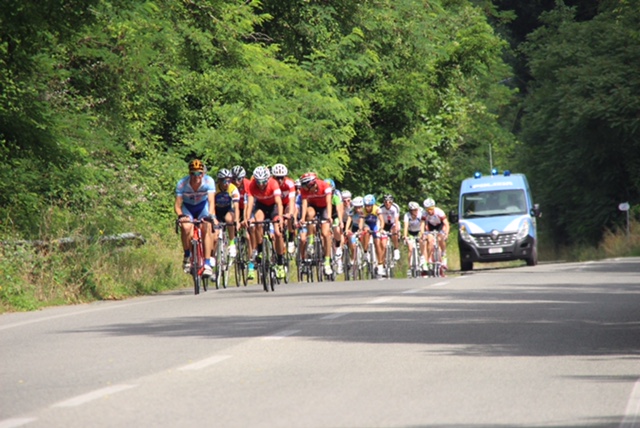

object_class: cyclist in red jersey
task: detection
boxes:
[299,172,334,276]
[232,165,255,277]
[271,163,297,254]
[244,166,286,279]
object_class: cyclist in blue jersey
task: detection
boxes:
[359,194,385,277]
[175,159,218,276]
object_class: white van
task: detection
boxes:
[453,170,541,271]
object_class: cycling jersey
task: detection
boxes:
[277,177,296,206]
[423,207,447,231]
[300,179,332,208]
[215,183,240,209]
[362,204,381,231]
[404,209,424,233]
[176,175,216,220]
[380,202,400,225]
[236,178,251,210]
[247,177,282,206]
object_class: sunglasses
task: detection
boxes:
[343,198,351,202]
[256,179,268,186]
[191,171,203,177]
[221,178,232,184]
[304,181,316,188]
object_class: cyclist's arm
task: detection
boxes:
[174,195,184,217]
[275,194,284,224]
[245,195,255,223]
[403,218,409,240]
[207,191,217,223]
[325,193,332,219]
[336,201,344,225]
[345,215,352,232]
[301,198,308,222]
[442,217,450,237]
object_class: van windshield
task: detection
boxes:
[461,189,527,218]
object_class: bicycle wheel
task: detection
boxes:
[215,239,224,289]
[315,233,324,282]
[261,239,271,292]
[343,245,351,281]
[191,239,201,295]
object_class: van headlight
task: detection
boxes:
[516,221,530,240]
[460,225,474,243]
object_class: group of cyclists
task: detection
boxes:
[174,159,450,282]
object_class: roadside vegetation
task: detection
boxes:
[1,1,638,312]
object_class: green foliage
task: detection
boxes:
[519,2,640,244]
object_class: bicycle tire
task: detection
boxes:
[191,239,201,295]
[343,244,351,281]
[315,233,324,283]
[261,236,271,292]
[235,235,248,286]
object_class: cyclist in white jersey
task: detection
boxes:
[403,201,426,272]
[379,194,401,262]
[175,159,219,276]
[422,197,450,268]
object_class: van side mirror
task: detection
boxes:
[449,210,459,223]
[530,203,541,218]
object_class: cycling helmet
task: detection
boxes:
[271,163,288,177]
[294,179,301,189]
[342,190,352,200]
[352,196,364,207]
[423,198,436,208]
[189,159,205,172]
[231,165,246,179]
[363,194,376,206]
[300,172,317,187]
[408,201,420,210]
[253,166,271,181]
[217,168,233,180]
[324,178,336,188]
[383,194,394,202]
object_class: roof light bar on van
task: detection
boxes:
[491,168,499,176]
[503,170,511,176]
[474,172,482,179]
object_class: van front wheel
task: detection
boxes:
[460,260,473,271]
[525,245,538,266]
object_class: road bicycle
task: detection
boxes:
[343,231,364,281]
[213,222,232,289]
[405,235,422,278]
[381,230,398,279]
[251,220,279,292]
[176,218,211,295]
[360,229,378,280]
[425,230,447,278]
[233,227,249,287]
[296,223,314,283]
[309,218,336,282]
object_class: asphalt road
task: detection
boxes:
[1,258,639,428]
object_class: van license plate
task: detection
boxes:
[488,247,503,254]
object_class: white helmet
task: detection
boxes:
[253,166,271,181]
[352,196,364,207]
[423,198,436,208]
[408,201,420,210]
[271,163,288,177]
[342,190,352,200]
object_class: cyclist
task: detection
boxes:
[379,194,401,262]
[325,178,345,274]
[232,165,255,278]
[175,159,218,277]
[271,163,297,255]
[299,172,334,276]
[244,166,287,280]
[344,195,363,266]
[403,201,425,275]
[359,194,385,277]
[422,197,450,269]
[214,168,240,258]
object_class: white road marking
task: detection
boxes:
[262,329,300,340]
[52,384,137,408]
[0,418,37,428]
[368,297,393,304]
[620,378,640,428]
[321,313,349,320]
[178,355,231,371]
[433,281,448,287]
[402,289,421,294]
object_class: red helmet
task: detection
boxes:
[299,172,317,187]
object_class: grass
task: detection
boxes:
[1,220,639,313]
